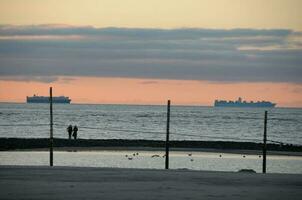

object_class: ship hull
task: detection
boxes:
[214,102,276,108]
[214,104,276,108]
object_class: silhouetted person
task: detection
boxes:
[67,125,73,140]
[73,125,78,139]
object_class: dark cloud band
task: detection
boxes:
[0,25,301,83]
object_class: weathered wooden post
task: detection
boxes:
[262,111,268,173]
[165,100,171,169]
[50,87,53,167]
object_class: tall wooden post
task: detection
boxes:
[165,100,171,169]
[262,111,267,173]
[50,87,53,167]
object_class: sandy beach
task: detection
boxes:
[0,166,302,200]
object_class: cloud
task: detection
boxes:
[0,25,301,83]
[0,75,59,83]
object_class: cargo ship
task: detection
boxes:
[214,97,276,108]
[26,95,71,104]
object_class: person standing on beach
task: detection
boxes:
[73,125,78,140]
[67,125,73,140]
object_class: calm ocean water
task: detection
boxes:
[0,103,302,145]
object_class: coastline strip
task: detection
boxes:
[1,138,301,155]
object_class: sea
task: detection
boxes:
[1,103,302,173]
[0,103,301,145]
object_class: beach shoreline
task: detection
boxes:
[1,138,302,156]
[5,146,302,156]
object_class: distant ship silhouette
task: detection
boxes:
[214,97,276,108]
[26,94,71,104]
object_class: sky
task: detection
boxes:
[0,0,302,107]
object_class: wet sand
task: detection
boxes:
[1,138,302,156]
[9,146,302,156]
[0,166,301,200]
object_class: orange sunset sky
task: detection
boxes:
[0,0,302,107]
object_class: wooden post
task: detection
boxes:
[50,87,53,167]
[165,100,171,169]
[262,111,267,173]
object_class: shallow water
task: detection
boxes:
[0,151,301,174]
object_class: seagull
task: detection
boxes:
[188,153,192,156]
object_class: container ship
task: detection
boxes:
[26,95,71,104]
[214,97,276,108]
